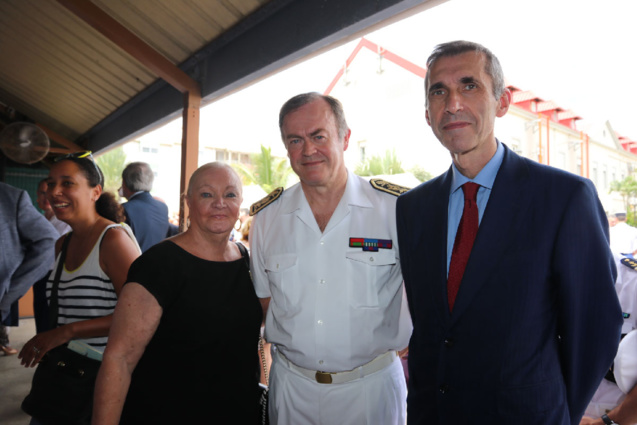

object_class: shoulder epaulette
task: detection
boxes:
[369,179,410,196]
[621,257,637,271]
[250,187,284,216]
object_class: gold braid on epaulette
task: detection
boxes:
[249,187,284,216]
[621,257,637,271]
[369,179,410,196]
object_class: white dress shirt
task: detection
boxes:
[250,170,412,372]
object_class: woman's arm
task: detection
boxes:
[93,283,162,425]
[100,225,141,295]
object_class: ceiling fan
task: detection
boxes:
[0,122,50,164]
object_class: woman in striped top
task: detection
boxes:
[19,151,140,368]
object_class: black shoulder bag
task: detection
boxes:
[22,233,102,425]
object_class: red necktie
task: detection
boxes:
[447,182,480,312]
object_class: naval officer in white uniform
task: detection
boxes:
[250,92,412,425]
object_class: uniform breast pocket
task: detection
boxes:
[345,250,397,308]
[265,254,299,310]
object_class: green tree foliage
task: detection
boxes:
[95,146,127,199]
[232,145,293,193]
[409,165,432,182]
[610,175,637,225]
[355,149,404,176]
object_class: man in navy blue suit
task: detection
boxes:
[120,162,169,252]
[396,40,622,425]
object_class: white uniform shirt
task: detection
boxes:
[250,171,412,372]
[610,221,637,255]
[616,254,637,334]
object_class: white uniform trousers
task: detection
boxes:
[584,379,630,422]
[268,349,406,425]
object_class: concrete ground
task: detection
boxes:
[0,318,37,425]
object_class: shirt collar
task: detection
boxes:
[129,190,145,200]
[279,169,373,215]
[450,139,505,194]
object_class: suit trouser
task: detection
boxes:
[269,348,406,425]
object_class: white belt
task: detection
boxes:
[276,350,397,384]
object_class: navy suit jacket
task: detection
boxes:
[0,182,57,320]
[122,191,169,253]
[396,144,622,425]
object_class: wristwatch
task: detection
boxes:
[602,413,619,425]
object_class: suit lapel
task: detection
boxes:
[449,146,531,322]
[419,169,454,325]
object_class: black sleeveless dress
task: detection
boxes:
[120,241,262,424]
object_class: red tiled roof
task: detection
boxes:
[557,110,581,121]
[536,101,564,113]
[511,91,540,103]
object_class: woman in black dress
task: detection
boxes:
[93,162,262,424]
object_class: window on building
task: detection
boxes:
[603,165,608,190]
[510,138,522,154]
[558,152,566,170]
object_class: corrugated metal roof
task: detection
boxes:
[0,0,439,163]
[0,0,270,146]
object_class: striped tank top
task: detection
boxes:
[46,223,138,351]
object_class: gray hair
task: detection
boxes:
[425,40,505,105]
[122,162,154,192]
[278,92,349,141]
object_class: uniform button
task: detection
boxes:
[319,279,325,284]
[319,360,324,365]
[276,264,279,269]
[444,338,454,348]
[439,384,449,394]
[320,240,325,245]
[369,257,374,262]
[317,320,323,325]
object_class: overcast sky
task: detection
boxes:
[385,0,637,139]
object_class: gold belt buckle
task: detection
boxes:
[315,371,333,384]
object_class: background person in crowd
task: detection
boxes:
[610,211,637,255]
[396,40,622,425]
[37,178,71,235]
[608,212,619,230]
[0,182,57,355]
[93,162,262,424]
[120,162,170,252]
[239,215,252,250]
[250,92,412,425]
[582,253,637,425]
[32,179,72,333]
[581,331,637,425]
